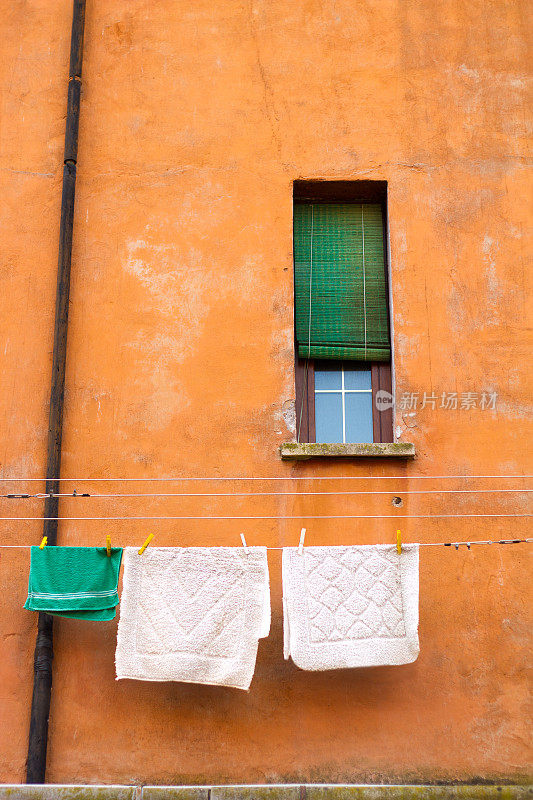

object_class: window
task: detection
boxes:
[294,181,393,444]
[315,362,373,444]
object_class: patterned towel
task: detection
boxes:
[115,546,270,689]
[24,545,123,621]
[283,544,419,670]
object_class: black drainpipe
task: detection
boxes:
[26,0,86,784]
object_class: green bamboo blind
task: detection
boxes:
[294,202,390,361]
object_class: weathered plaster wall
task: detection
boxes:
[0,0,531,786]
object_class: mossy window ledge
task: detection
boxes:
[280,442,416,460]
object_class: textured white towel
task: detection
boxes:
[116,546,270,690]
[283,545,419,670]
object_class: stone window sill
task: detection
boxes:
[280,442,416,460]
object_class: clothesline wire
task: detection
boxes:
[1,475,531,482]
[0,513,531,520]
[0,539,531,550]
[2,488,531,499]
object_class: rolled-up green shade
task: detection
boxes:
[298,345,390,361]
[294,203,390,362]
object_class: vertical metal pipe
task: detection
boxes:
[26,0,86,784]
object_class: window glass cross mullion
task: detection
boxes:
[341,364,346,444]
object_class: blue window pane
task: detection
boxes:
[345,392,373,443]
[344,366,372,390]
[314,362,342,390]
[315,392,343,442]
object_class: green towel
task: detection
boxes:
[24,546,123,621]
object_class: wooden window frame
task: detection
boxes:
[295,358,393,444]
[295,358,316,444]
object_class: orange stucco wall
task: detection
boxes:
[0,0,531,786]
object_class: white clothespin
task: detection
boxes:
[240,533,249,554]
[298,527,306,555]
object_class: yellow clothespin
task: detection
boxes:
[240,533,249,554]
[106,535,111,557]
[298,527,306,555]
[138,534,153,555]
[396,529,402,554]
[39,536,47,550]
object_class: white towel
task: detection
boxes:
[283,544,419,670]
[116,546,270,690]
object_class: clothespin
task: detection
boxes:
[454,543,459,551]
[240,533,249,554]
[106,535,111,557]
[39,536,47,550]
[466,542,471,550]
[298,527,306,555]
[138,534,153,555]
[396,529,402,554]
